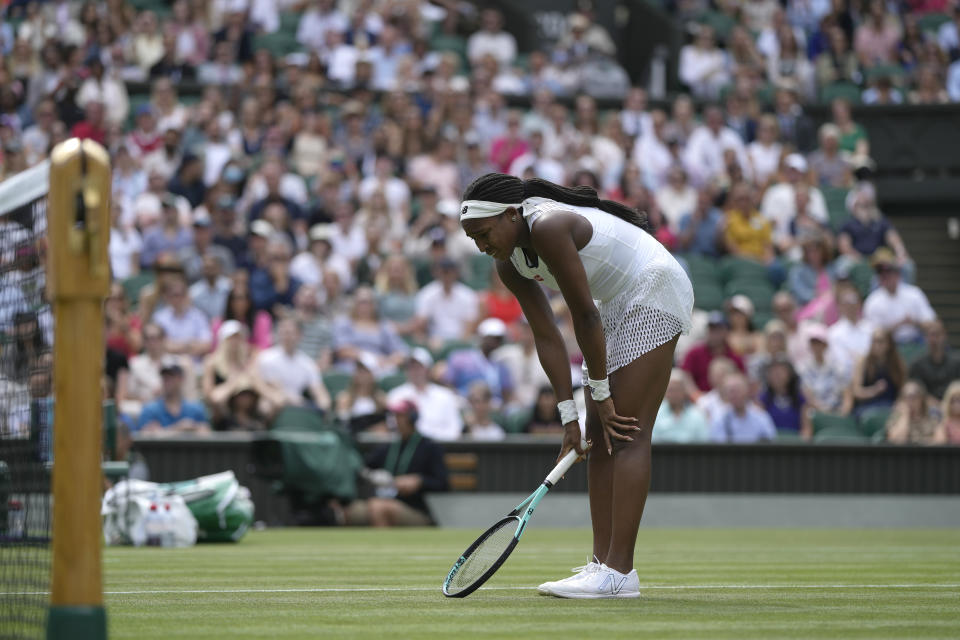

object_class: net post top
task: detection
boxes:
[46,138,112,300]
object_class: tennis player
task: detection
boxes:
[459,174,694,599]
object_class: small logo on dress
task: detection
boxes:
[533,275,544,282]
[461,206,468,215]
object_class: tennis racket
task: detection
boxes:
[441,443,589,598]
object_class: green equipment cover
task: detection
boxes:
[255,407,364,503]
[162,471,254,542]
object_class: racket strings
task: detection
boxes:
[446,520,516,592]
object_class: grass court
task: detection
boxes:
[105,528,960,639]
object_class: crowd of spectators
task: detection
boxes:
[0,0,958,450]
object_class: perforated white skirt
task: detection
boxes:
[581,259,693,385]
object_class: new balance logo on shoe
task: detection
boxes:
[599,573,628,595]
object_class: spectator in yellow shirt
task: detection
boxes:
[723,182,774,262]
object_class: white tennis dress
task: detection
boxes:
[509,196,694,377]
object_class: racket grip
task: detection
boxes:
[544,441,590,486]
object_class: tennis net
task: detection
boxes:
[0,160,53,640]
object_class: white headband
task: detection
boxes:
[459,199,521,221]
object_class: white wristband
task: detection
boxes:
[587,376,611,402]
[557,399,578,425]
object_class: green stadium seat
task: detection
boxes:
[321,371,352,399]
[428,33,469,69]
[696,10,737,40]
[811,412,859,435]
[821,186,850,230]
[102,400,118,461]
[432,339,475,363]
[122,272,155,307]
[752,310,773,330]
[845,261,874,299]
[754,83,776,107]
[252,32,303,56]
[377,372,407,392]
[278,11,302,35]
[820,82,862,105]
[502,407,532,434]
[718,256,768,286]
[465,253,494,291]
[918,12,951,35]
[858,407,891,438]
[692,281,726,312]
[724,279,776,312]
[897,342,927,367]
[775,429,805,443]
[813,427,869,444]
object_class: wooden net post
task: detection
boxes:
[45,138,111,640]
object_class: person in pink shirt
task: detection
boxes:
[854,1,901,68]
[489,111,529,173]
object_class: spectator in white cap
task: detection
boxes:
[202,319,284,427]
[441,317,514,404]
[387,348,464,441]
[760,153,829,246]
[799,323,852,416]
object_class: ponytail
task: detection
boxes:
[461,173,651,232]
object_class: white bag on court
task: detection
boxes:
[101,478,198,547]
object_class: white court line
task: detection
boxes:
[4,584,960,596]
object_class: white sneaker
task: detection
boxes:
[537,560,602,595]
[547,564,641,599]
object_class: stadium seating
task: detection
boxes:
[813,428,869,444]
[812,412,870,443]
[122,272,155,307]
[377,372,407,392]
[432,339,475,362]
[501,407,533,434]
[897,343,927,367]
[820,82,862,105]
[775,429,805,443]
[821,186,850,230]
[812,412,860,436]
[321,371,352,399]
[858,407,892,439]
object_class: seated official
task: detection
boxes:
[344,400,449,527]
[136,358,211,435]
[709,373,776,443]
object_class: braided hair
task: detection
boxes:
[461,173,651,232]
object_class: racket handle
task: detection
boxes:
[544,441,590,486]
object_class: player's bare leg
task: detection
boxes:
[587,335,678,574]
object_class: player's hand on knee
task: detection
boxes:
[596,398,640,455]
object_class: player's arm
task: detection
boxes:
[495,259,574,407]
